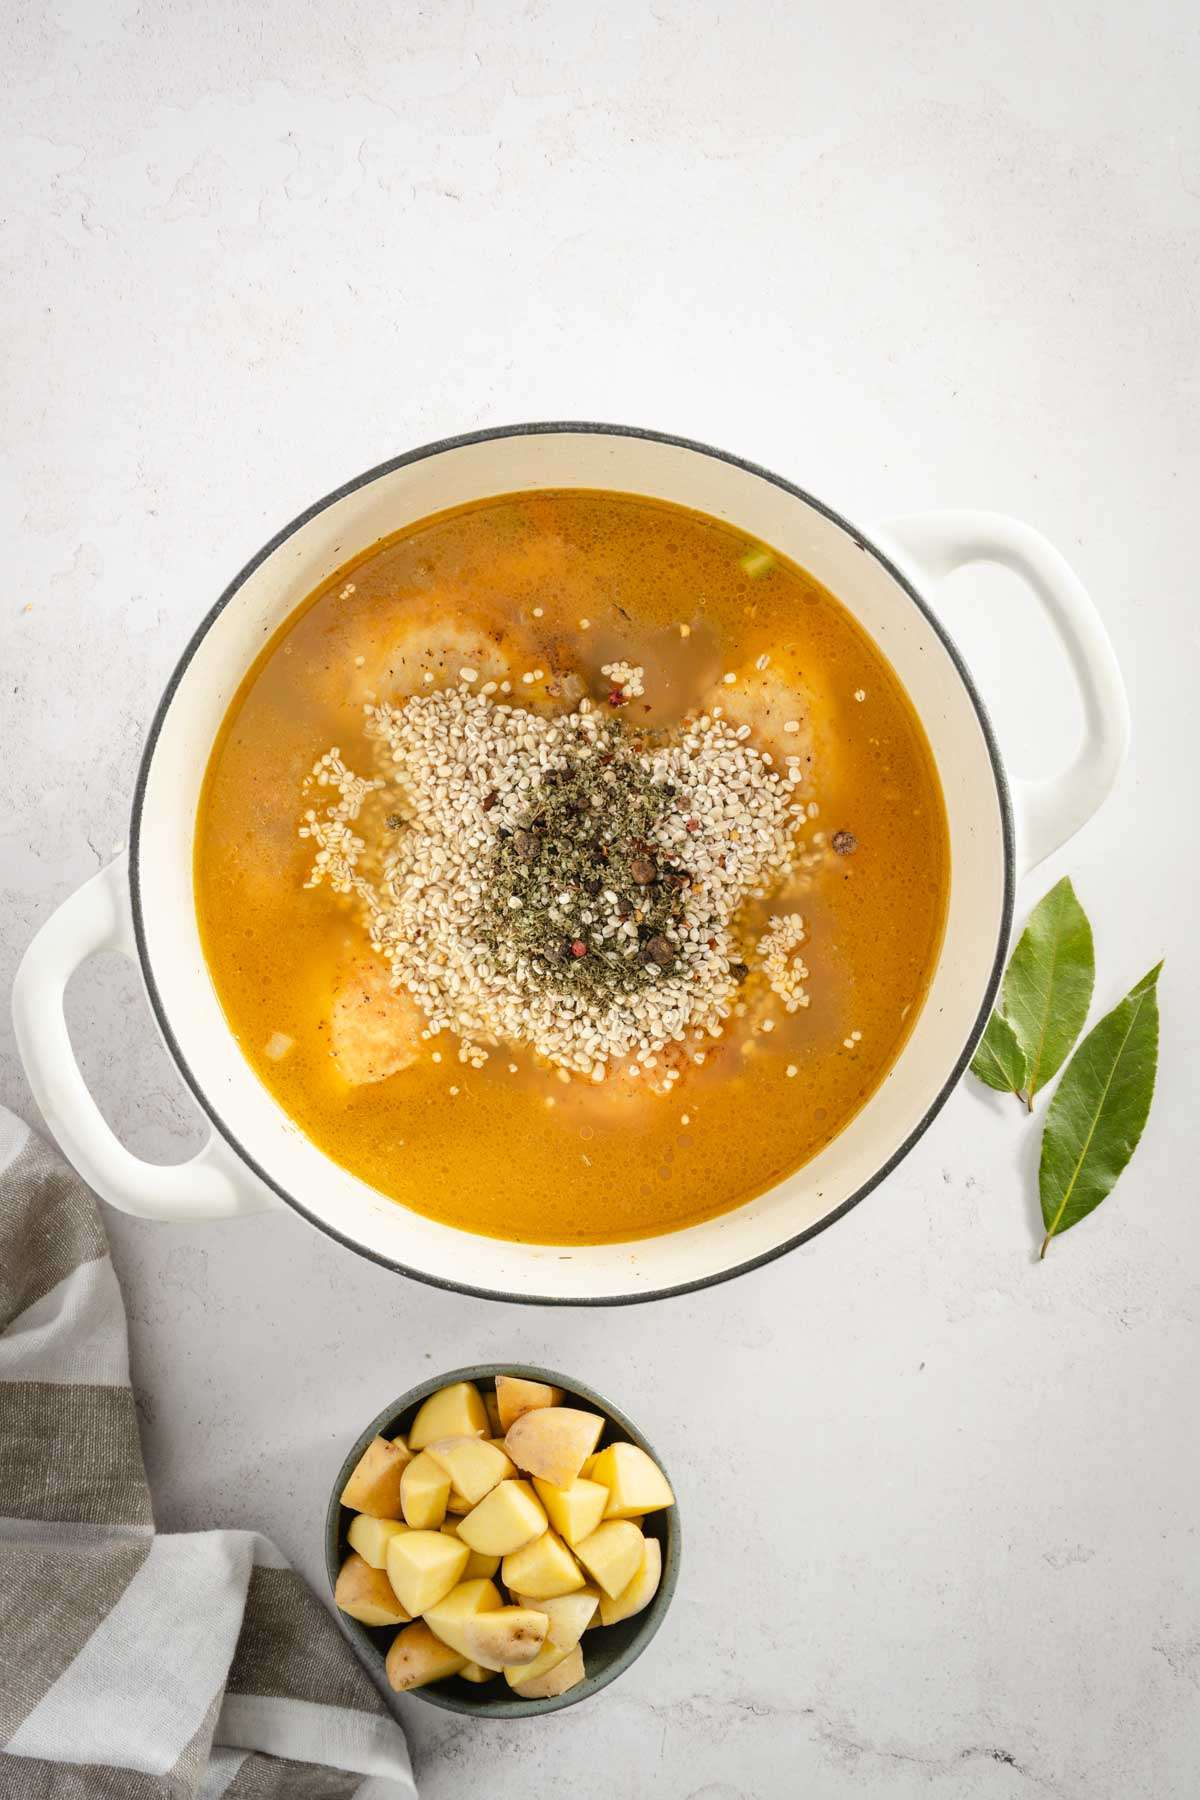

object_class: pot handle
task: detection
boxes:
[11,854,280,1221]
[873,510,1129,876]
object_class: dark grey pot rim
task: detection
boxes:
[128,420,1015,1307]
[325,1363,681,1718]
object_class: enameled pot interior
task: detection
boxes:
[133,427,1009,1300]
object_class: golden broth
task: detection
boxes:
[196,490,948,1244]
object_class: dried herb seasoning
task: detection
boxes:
[484,722,692,996]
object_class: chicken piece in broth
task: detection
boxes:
[318,605,520,714]
[331,959,426,1086]
[558,1036,716,1124]
[704,662,828,789]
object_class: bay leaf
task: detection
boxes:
[1038,963,1163,1258]
[1002,876,1095,1106]
[970,1010,1028,1094]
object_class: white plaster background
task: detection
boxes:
[3,2,1199,1794]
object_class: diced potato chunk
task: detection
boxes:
[340,1436,412,1517]
[591,1442,675,1518]
[423,1577,502,1657]
[532,1476,609,1548]
[598,1535,662,1626]
[346,1514,408,1569]
[505,1407,604,1489]
[501,1530,585,1600]
[507,1642,585,1698]
[460,1606,549,1671]
[458,1479,547,1557]
[339,1383,672,1703]
[400,1451,451,1529]
[408,1382,489,1449]
[425,1436,515,1505]
[385,1530,469,1616]
[503,1638,571,1691]
[334,1552,411,1628]
[510,1587,598,1651]
[386,1620,467,1691]
[573,1520,644,1599]
[495,1374,565,1433]
[440,1519,500,1580]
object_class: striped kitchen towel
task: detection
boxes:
[0,1109,415,1800]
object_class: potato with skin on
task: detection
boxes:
[501,1529,585,1600]
[340,1436,412,1518]
[460,1607,549,1672]
[385,1530,469,1617]
[505,1641,585,1697]
[484,1390,503,1436]
[440,1519,500,1580]
[400,1451,451,1529]
[334,1553,411,1628]
[573,1520,644,1599]
[532,1476,608,1548]
[423,1577,503,1657]
[457,1479,547,1558]
[386,1620,467,1691]
[590,1442,675,1519]
[502,1638,570,1691]
[425,1436,515,1505]
[408,1382,489,1450]
[505,1407,604,1489]
[495,1375,565,1433]
[347,1514,408,1570]
[599,1534,662,1626]
[510,1588,598,1651]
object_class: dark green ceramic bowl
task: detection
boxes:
[325,1363,681,1718]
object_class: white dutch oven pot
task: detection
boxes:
[13,426,1129,1304]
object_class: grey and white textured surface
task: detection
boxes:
[3,3,1198,1795]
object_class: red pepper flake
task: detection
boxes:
[608,689,629,708]
[571,940,588,957]
[685,817,700,833]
